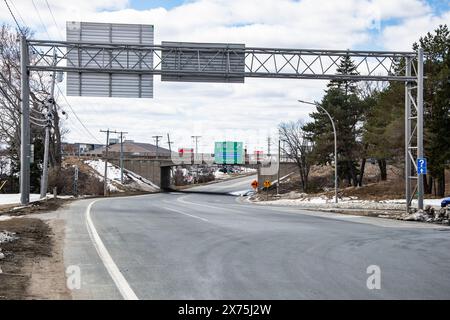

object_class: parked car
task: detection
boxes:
[441,197,450,208]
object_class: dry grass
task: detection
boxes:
[282,164,449,201]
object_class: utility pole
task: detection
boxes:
[39,103,52,199]
[119,131,128,184]
[166,133,174,182]
[100,129,111,196]
[152,135,162,159]
[277,139,281,195]
[167,133,173,153]
[100,129,127,191]
[191,136,201,182]
[267,136,271,157]
[40,50,57,199]
[20,35,30,205]
[191,136,201,162]
[73,165,79,197]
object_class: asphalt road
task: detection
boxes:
[60,177,450,300]
[186,174,256,194]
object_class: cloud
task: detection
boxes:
[381,10,450,50]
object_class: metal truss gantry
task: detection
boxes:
[21,37,424,212]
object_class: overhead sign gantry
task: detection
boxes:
[20,22,424,213]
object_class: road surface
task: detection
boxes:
[55,177,450,300]
[185,174,256,194]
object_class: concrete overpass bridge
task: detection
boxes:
[108,156,297,191]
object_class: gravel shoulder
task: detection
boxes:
[0,217,70,300]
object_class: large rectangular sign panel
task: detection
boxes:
[161,42,245,83]
[215,141,244,164]
[66,21,154,98]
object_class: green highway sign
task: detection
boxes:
[214,141,244,164]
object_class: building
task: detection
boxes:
[62,142,104,156]
[88,140,172,158]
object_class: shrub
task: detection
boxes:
[48,166,103,196]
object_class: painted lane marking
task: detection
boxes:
[163,206,209,222]
[85,199,139,300]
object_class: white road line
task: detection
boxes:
[163,206,209,222]
[85,199,139,300]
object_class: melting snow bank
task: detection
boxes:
[252,195,408,210]
[85,159,159,193]
[229,189,255,196]
[252,193,445,211]
[0,230,18,244]
[0,231,18,265]
[250,193,450,224]
[0,194,41,206]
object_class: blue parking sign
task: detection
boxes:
[417,158,427,175]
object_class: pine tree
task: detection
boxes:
[362,81,404,180]
[414,25,450,196]
[304,55,365,187]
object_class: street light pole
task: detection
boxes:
[298,99,338,203]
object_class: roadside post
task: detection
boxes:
[251,180,258,193]
[73,166,79,197]
[264,180,271,201]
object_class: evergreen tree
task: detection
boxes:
[414,25,450,196]
[362,81,404,180]
[304,55,365,187]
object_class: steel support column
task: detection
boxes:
[20,35,30,205]
[405,57,412,212]
[417,48,424,210]
[405,49,425,213]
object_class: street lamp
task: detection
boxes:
[298,99,338,203]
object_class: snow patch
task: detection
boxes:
[0,194,41,206]
[254,195,449,212]
[229,190,255,196]
[0,230,18,244]
[85,159,158,192]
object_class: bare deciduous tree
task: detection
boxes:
[279,120,312,192]
[0,24,64,190]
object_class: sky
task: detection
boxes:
[1,0,449,153]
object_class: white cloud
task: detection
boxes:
[1,0,449,152]
[381,10,450,50]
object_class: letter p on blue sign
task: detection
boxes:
[417,158,427,175]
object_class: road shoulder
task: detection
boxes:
[0,217,70,300]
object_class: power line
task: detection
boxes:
[55,84,102,144]
[3,0,24,35]
[30,119,46,127]
[32,0,52,39]
[10,1,28,28]
[62,113,101,145]
[44,0,63,39]
[30,115,46,123]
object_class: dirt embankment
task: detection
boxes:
[275,164,450,201]
[0,218,70,300]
